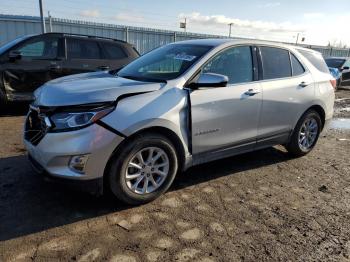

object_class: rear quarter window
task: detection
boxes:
[101,42,128,59]
[290,53,305,76]
[298,49,329,73]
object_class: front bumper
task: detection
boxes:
[7,92,35,101]
[24,123,125,181]
[28,154,105,195]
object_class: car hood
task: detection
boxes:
[34,71,164,107]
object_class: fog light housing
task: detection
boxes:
[69,154,89,174]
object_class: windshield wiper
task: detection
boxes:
[109,66,124,76]
[117,75,167,83]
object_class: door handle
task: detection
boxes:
[98,65,110,70]
[299,81,309,88]
[244,88,260,96]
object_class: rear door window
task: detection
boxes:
[290,53,305,76]
[298,49,329,73]
[67,38,102,59]
[260,47,292,80]
[101,42,127,59]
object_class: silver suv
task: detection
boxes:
[24,39,335,205]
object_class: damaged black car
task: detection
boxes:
[0,32,139,106]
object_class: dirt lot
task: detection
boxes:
[0,90,350,262]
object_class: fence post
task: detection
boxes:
[330,47,333,57]
[347,48,350,57]
[48,12,53,32]
[125,27,129,42]
[173,32,176,42]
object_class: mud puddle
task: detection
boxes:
[330,118,350,130]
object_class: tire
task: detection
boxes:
[0,80,8,110]
[107,132,178,205]
[336,79,341,90]
[285,110,322,157]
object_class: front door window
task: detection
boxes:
[202,46,253,85]
[17,37,58,59]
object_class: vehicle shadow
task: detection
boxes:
[0,146,291,241]
[0,102,30,117]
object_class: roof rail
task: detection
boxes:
[42,32,128,44]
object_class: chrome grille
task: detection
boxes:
[24,106,48,146]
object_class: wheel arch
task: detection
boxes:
[103,126,187,189]
[131,126,187,172]
[306,104,326,130]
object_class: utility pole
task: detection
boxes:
[39,0,46,33]
[228,23,234,38]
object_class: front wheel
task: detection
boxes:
[107,133,178,205]
[285,110,322,157]
[0,80,8,110]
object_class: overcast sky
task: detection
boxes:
[2,0,350,46]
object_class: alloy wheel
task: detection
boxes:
[298,117,319,151]
[125,147,170,194]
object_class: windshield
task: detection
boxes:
[325,58,346,68]
[0,35,32,54]
[117,44,212,82]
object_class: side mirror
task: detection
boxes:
[343,66,350,70]
[191,73,228,89]
[9,50,22,60]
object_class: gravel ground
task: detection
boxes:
[0,90,350,262]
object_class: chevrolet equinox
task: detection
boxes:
[24,39,335,205]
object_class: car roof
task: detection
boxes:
[325,57,349,60]
[31,32,130,45]
[172,38,320,54]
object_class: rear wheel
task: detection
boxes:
[285,110,322,157]
[107,133,178,205]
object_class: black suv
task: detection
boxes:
[0,33,139,105]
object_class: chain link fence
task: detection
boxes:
[1,14,349,57]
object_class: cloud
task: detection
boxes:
[112,13,146,23]
[258,2,281,8]
[303,13,325,19]
[79,9,100,18]
[179,12,304,33]
[304,13,350,46]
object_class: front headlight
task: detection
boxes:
[50,106,114,132]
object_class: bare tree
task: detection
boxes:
[329,38,348,48]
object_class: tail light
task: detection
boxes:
[330,78,337,90]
